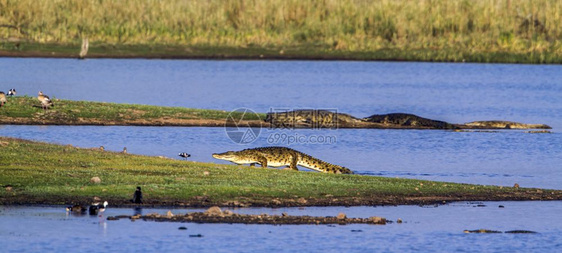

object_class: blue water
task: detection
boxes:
[1,58,561,129]
[1,202,561,252]
[1,58,562,252]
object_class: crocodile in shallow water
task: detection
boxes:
[462,121,551,129]
[362,113,458,129]
[212,147,353,174]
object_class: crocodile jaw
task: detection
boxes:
[212,152,256,165]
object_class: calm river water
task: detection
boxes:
[1,58,561,252]
[1,202,562,252]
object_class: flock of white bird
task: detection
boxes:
[2,88,196,214]
[0,89,54,110]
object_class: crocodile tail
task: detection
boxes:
[298,152,353,174]
[327,165,353,174]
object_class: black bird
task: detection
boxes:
[89,201,108,215]
[7,89,16,97]
[179,152,191,160]
[131,186,143,204]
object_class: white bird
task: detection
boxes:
[37,91,54,110]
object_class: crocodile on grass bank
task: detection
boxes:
[212,147,353,174]
[362,113,458,129]
[265,109,362,128]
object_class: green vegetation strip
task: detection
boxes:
[1,137,560,207]
[1,0,561,63]
[0,96,263,125]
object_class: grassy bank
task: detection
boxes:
[0,96,264,126]
[1,137,561,207]
[1,0,561,63]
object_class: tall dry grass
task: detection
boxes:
[0,0,560,55]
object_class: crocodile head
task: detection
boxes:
[212,151,237,161]
[212,150,260,165]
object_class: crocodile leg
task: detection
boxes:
[289,152,299,171]
[257,156,268,168]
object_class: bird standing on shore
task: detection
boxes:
[179,152,191,160]
[7,89,16,97]
[131,186,143,204]
[37,91,54,110]
[0,92,6,108]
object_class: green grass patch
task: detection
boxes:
[1,0,561,63]
[0,96,264,125]
[1,137,559,206]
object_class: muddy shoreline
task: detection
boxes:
[3,188,561,208]
[106,206,389,225]
[0,117,552,130]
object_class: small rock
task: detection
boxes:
[189,234,203,238]
[93,196,101,202]
[370,216,386,224]
[337,212,347,220]
[397,218,403,224]
[351,230,363,232]
[297,198,307,204]
[514,183,520,188]
[90,177,101,184]
[282,212,288,217]
[5,186,12,192]
[271,199,282,205]
[205,206,222,216]
[223,210,233,216]
[178,226,187,230]
[499,205,505,208]
[166,210,174,218]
